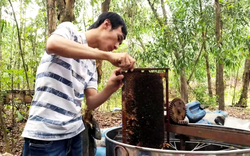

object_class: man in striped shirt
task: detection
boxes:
[22,12,135,156]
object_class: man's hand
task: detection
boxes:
[106,68,124,92]
[108,53,136,71]
[85,68,125,109]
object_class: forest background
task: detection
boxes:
[0,0,250,155]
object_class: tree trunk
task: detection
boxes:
[0,103,10,153]
[205,52,213,96]
[160,0,167,25]
[47,0,75,36]
[199,0,212,97]
[0,5,11,153]
[215,0,225,110]
[148,0,188,102]
[180,68,188,103]
[0,5,2,66]
[56,0,75,23]
[235,55,250,107]
[101,0,110,13]
[127,1,136,61]
[96,0,111,84]
[216,62,225,110]
[44,0,48,42]
[47,0,57,36]
[9,0,31,95]
[232,67,239,105]
[82,2,111,152]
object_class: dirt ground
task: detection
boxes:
[0,110,123,156]
[0,106,250,156]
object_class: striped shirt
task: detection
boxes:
[22,22,98,140]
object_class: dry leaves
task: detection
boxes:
[93,111,122,128]
[1,107,250,155]
[225,106,250,119]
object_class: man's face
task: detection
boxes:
[99,25,124,52]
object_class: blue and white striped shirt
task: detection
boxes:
[22,22,98,140]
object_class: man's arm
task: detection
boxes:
[46,35,110,60]
[85,68,124,109]
[46,35,135,70]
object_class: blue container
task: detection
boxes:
[213,110,228,117]
[196,119,211,125]
[113,107,122,112]
[186,101,206,123]
[96,147,106,156]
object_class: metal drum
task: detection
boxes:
[106,127,250,156]
[107,68,250,156]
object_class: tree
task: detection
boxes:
[47,0,57,35]
[56,0,75,23]
[0,2,2,73]
[146,0,204,103]
[236,40,250,107]
[227,0,250,108]
[0,1,10,153]
[198,0,213,97]
[8,0,32,95]
[215,0,225,110]
[101,0,110,13]
[96,0,111,84]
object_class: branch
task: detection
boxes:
[147,0,163,26]
[174,25,186,57]
[136,36,146,52]
[128,1,137,53]
[187,42,204,84]
[187,0,206,84]
[215,0,222,47]
[101,0,111,12]
[160,0,167,25]
[95,0,111,84]
[8,0,32,96]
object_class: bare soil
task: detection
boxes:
[1,106,250,156]
[210,106,250,120]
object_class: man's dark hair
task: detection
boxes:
[89,12,127,39]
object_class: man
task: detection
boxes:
[22,12,135,156]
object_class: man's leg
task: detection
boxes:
[22,138,67,156]
[67,133,82,156]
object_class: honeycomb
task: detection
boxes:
[122,71,165,148]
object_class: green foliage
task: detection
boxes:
[77,0,250,108]
[190,83,217,106]
[1,0,45,91]
[135,0,250,105]
[0,19,7,33]
[16,110,24,122]
[0,0,250,113]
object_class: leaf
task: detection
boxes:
[16,111,24,122]
[1,19,8,33]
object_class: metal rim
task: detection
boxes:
[114,145,129,156]
[105,127,250,154]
